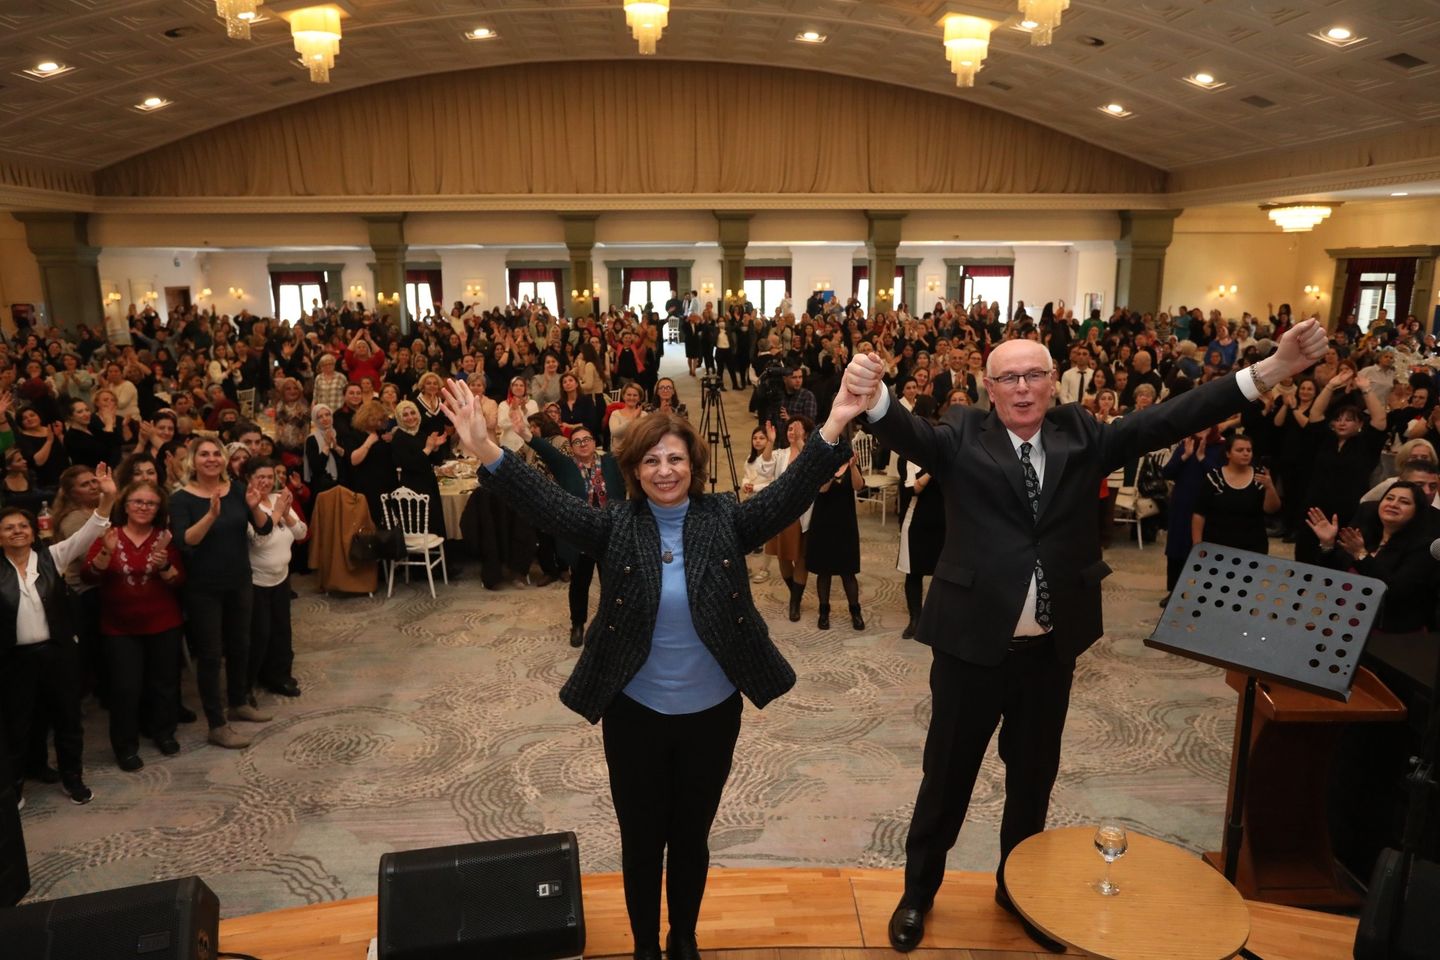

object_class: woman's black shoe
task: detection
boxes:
[849,604,865,630]
[266,679,302,698]
[632,945,662,960]
[817,603,830,630]
[177,705,198,724]
[787,579,803,622]
[155,738,181,756]
[666,930,703,960]
[117,755,144,773]
[901,619,917,640]
[570,625,585,648]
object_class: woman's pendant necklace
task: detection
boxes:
[661,539,677,564]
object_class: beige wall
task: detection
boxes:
[0,213,45,333]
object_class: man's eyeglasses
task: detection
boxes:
[571,436,594,445]
[989,370,1051,387]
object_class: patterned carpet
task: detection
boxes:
[18,358,1264,918]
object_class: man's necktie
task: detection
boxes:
[1019,442,1053,631]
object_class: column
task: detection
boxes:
[14,212,103,336]
[866,211,907,313]
[363,214,408,333]
[1114,209,1182,317]
[715,211,753,311]
[562,213,599,319]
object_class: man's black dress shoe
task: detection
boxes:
[995,888,1065,953]
[666,930,702,960]
[266,679,302,698]
[155,738,181,756]
[632,945,662,960]
[887,904,926,952]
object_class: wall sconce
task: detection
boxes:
[925,276,942,294]
[143,288,159,303]
[463,281,483,300]
[377,291,400,307]
[571,288,592,302]
[348,284,367,300]
[814,280,832,291]
[875,286,895,302]
[229,286,245,299]
[1216,283,1238,298]
[106,287,123,304]
[724,288,746,305]
[1302,284,1323,300]
[199,287,213,299]
[700,280,716,297]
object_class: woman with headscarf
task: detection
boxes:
[304,404,345,497]
[389,400,447,537]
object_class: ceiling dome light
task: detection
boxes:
[1105,103,1124,113]
[35,61,60,73]
[1326,26,1352,40]
[1193,72,1214,85]
[290,6,342,83]
[1018,0,1069,47]
[1264,203,1333,232]
[1019,19,1039,29]
[624,1,670,55]
[143,96,163,107]
[942,15,993,88]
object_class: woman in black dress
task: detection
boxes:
[14,407,68,496]
[1191,434,1281,554]
[389,400,446,537]
[1293,368,1389,564]
[804,448,864,630]
[340,400,396,527]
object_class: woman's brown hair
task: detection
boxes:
[614,411,710,501]
[109,479,169,530]
[351,399,390,434]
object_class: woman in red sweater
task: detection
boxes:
[82,478,185,771]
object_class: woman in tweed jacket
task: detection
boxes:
[442,376,866,960]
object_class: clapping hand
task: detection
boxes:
[94,461,116,499]
[1337,526,1367,557]
[147,529,172,571]
[244,478,263,510]
[1305,508,1339,548]
[424,430,448,453]
[1329,368,1356,391]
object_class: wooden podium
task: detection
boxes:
[1202,667,1406,908]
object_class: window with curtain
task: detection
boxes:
[1339,257,1416,327]
[270,271,328,322]
[405,269,444,320]
[743,266,791,315]
[961,265,1014,318]
[621,267,678,313]
[508,268,563,310]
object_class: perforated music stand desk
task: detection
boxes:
[1145,543,1394,913]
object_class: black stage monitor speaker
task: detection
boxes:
[0,875,219,959]
[378,832,584,960]
[0,780,28,907]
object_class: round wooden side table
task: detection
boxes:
[1004,827,1251,960]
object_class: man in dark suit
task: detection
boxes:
[841,320,1328,953]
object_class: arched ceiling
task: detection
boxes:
[3,0,1439,175]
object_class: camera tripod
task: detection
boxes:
[697,375,739,493]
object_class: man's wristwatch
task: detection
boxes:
[1249,363,1273,394]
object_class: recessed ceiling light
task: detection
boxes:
[1019,19,1038,29]
[1183,71,1225,90]
[21,60,74,79]
[1105,103,1125,113]
[795,30,826,43]
[1099,103,1132,118]
[1391,191,1409,197]
[1194,72,1214,85]
[1313,25,1364,47]
[463,26,497,40]
[134,96,172,112]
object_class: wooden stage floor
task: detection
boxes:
[218,867,1357,959]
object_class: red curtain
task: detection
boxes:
[1339,257,1416,324]
[624,267,675,283]
[508,268,563,306]
[405,269,444,309]
[963,265,1014,278]
[270,270,328,317]
[852,264,868,299]
[744,266,790,283]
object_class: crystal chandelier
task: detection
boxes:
[1019,0,1069,46]
[1264,204,1334,232]
[624,1,670,55]
[943,16,992,88]
[216,0,263,40]
[290,6,343,83]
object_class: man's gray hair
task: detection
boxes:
[985,346,1056,378]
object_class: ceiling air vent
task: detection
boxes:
[988,80,1014,91]
[163,26,199,39]
[1240,94,1276,108]
[1383,52,1427,70]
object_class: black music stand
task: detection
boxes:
[1145,543,1387,958]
